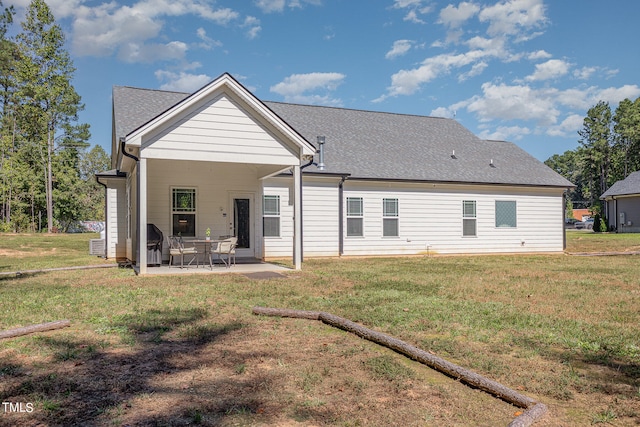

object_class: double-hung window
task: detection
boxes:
[172,188,196,237]
[346,197,364,237]
[495,200,517,228]
[263,195,280,237]
[382,198,399,237]
[462,200,477,237]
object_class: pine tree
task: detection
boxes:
[577,101,612,209]
[14,0,88,232]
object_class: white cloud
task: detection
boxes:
[66,0,239,60]
[118,41,189,63]
[254,0,322,13]
[527,50,552,60]
[573,66,597,80]
[196,28,223,50]
[438,2,480,29]
[393,0,423,8]
[596,85,640,105]
[478,0,547,38]
[546,114,583,137]
[384,50,493,97]
[242,16,262,39]
[459,61,488,81]
[270,72,345,105]
[465,82,560,125]
[393,0,433,24]
[155,69,212,92]
[386,40,413,59]
[403,10,425,24]
[430,107,454,118]
[554,85,640,111]
[525,59,571,81]
[478,125,531,141]
[255,0,286,13]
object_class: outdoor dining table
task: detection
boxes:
[183,238,222,268]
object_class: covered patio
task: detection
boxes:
[107,74,316,275]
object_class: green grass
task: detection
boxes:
[566,230,640,252]
[0,232,112,271]
[1,232,639,426]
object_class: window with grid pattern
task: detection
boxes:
[383,198,398,237]
[462,200,476,237]
[172,188,196,236]
[346,197,363,237]
[495,201,517,228]
[263,195,280,237]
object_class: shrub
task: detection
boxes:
[593,213,604,233]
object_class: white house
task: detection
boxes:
[97,73,574,274]
[600,171,640,233]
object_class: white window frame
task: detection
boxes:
[346,197,364,237]
[382,198,399,237]
[462,200,477,237]
[495,200,517,228]
[171,187,197,237]
[263,195,280,238]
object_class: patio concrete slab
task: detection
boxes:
[138,261,291,276]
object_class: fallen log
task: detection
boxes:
[253,306,547,427]
[318,311,536,408]
[0,264,117,277]
[252,306,321,320]
[0,320,71,340]
[508,403,549,427]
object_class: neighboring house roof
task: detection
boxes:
[112,84,574,188]
[601,171,640,198]
[570,209,593,220]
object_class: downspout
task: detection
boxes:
[338,176,346,256]
[120,138,140,267]
[299,157,315,261]
[121,137,139,162]
[612,196,617,233]
[562,190,567,251]
[95,176,108,258]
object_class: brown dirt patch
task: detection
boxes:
[1,314,523,426]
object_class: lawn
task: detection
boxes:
[0,232,639,426]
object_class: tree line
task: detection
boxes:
[0,0,108,233]
[545,97,640,214]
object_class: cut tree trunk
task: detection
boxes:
[0,320,71,340]
[253,306,548,427]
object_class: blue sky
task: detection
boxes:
[8,0,640,161]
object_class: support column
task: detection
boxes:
[138,157,148,275]
[293,164,302,270]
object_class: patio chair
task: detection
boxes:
[168,236,199,268]
[210,236,237,269]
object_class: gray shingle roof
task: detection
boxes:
[601,171,640,198]
[112,85,573,188]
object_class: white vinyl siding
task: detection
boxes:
[263,195,280,237]
[383,198,399,237]
[495,200,517,228]
[142,95,299,165]
[104,180,127,259]
[347,197,364,237]
[340,182,565,256]
[299,177,340,257]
